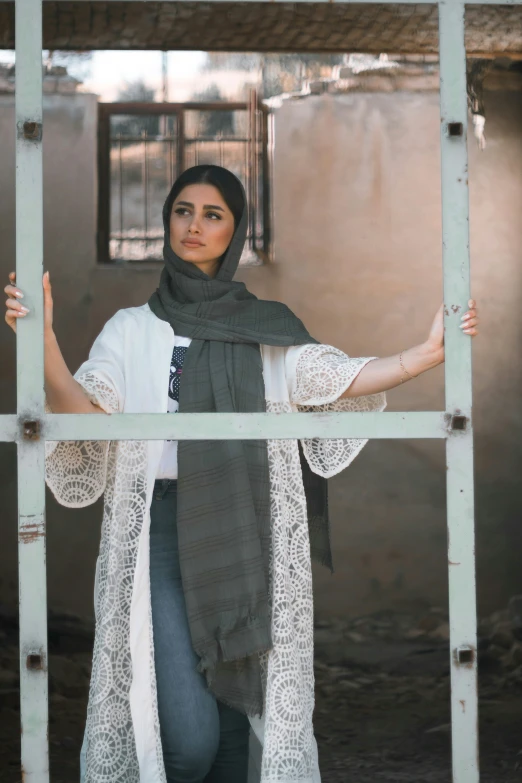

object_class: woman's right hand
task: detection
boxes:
[4,270,53,335]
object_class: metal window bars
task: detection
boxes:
[97,91,271,265]
[5,0,522,781]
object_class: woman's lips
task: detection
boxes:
[182,239,204,248]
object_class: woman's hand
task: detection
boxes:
[4,270,53,335]
[340,298,480,398]
[5,271,105,413]
[425,299,479,360]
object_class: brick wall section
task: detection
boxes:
[0,2,521,54]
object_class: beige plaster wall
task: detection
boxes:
[266,90,522,619]
[1,87,521,621]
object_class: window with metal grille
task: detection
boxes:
[97,91,272,265]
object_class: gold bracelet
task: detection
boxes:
[399,350,418,383]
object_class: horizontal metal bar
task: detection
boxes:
[0,415,18,441]
[0,411,457,442]
[100,102,248,115]
[111,136,249,144]
[185,138,250,144]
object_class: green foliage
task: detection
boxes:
[113,80,160,137]
[190,84,235,137]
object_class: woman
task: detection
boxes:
[5,165,479,783]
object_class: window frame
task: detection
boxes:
[97,98,273,266]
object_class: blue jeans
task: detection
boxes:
[149,479,251,783]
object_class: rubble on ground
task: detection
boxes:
[2,599,522,781]
[313,595,522,682]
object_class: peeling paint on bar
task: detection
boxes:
[19,515,45,544]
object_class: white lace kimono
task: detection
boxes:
[45,303,386,783]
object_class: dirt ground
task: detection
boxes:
[313,646,522,782]
[1,606,522,782]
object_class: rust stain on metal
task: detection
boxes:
[19,516,44,544]
[460,699,466,713]
[449,560,461,566]
[451,304,462,314]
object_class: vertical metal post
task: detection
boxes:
[142,129,149,248]
[169,130,175,185]
[249,89,259,251]
[438,3,479,782]
[97,105,111,263]
[177,108,185,175]
[260,107,271,259]
[15,0,49,778]
[195,114,200,166]
[161,51,168,137]
[219,129,224,167]
[119,132,123,250]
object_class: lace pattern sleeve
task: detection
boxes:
[288,344,387,479]
[45,373,121,508]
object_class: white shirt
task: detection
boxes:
[156,333,192,479]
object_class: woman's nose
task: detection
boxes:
[188,215,201,233]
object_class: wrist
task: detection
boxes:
[419,341,444,368]
[401,342,443,381]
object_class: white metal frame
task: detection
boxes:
[4,0,521,780]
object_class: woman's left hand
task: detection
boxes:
[425,299,479,358]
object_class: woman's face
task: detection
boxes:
[169,183,236,277]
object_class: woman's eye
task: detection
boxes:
[207,212,221,220]
[174,207,189,216]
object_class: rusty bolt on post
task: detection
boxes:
[450,414,467,431]
[20,120,42,141]
[22,420,40,440]
[444,413,468,432]
[454,646,475,667]
[448,122,464,137]
[26,652,44,671]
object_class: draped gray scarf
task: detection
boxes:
[148,170,331,717]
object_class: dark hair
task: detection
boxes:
[165,165,245,228]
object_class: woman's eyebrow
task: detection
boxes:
[175,200,225,212]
